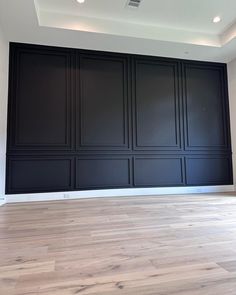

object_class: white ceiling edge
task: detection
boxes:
[38,10,221,48]
[35,0,236,49]
[221,22,236,45]
[1,0,236,63]
[6,25,235,63]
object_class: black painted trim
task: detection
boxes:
[132,57,182,151]
[76,52,131,151]
[182,61,231,151]
[7,44,74,151]
[6,155,75,194]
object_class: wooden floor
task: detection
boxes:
[1,194,236,294]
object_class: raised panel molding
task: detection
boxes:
[8,43,73,151]
[133,57,181,151]
[76,52,130,150]
[6,156,74,194]
[6,43,233,195]
[185,156,233,185]
[134,156,185,187]
[76,156,132,189]
[183,62,230,151]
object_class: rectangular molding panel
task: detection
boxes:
[6,43,233,195]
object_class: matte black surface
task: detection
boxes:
[134,156,184,186]
[186,156,232,185]
[183,62,229,150]
[76,157,131,189]
[6,43,233,194]
[8,45,72,151]
[76,53,130,150]
[7,157,73,193]
[133,58,181,150]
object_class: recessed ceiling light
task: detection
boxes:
[76,0,85,3]
[213,16,221,23]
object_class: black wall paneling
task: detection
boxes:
[133,58,181,151]
[8,44,73,151]
[6,43,233,195]
[76,156,132,189]
[134,156,185,187]
[7,156,74,194]
[183,62,230,151]
[76,52,130,150]
[185,156,232,186]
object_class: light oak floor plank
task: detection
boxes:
[1,193,236,294]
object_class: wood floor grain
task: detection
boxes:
[1,193,236,294]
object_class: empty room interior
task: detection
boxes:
[2,0,236,294]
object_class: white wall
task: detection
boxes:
[228,59,236,186]
[0,24,9,205]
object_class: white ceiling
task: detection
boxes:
[38,0,236,34]
[1,0,236,62]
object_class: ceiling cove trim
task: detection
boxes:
[37,10,221,48]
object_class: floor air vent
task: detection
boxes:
[127,0,142,8]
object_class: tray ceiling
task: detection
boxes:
[1,0,236,62]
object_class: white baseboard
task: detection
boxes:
[5,185,235,203]
[0,196,6,206]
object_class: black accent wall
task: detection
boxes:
[6,43,233,194]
